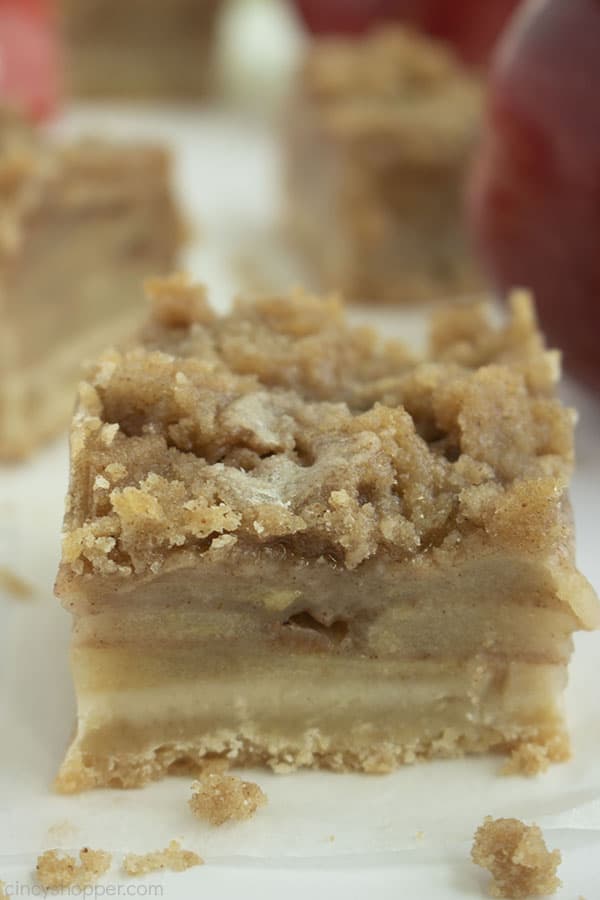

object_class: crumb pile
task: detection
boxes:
[471,817,561,898]
[189,773,267,826]
[36,847,111,890]
[122,840,202,876]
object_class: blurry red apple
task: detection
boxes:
[469,0,600,390]
[293,0,522,64]
[0,0,60,120]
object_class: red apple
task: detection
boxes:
[469,0,600,390]
[0,0,60,120]
[293,0,523,64]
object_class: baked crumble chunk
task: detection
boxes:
[471,817,561,898]
[36,847,111,890]
[61,0,223,99]
[0,111,182,460]
[286,26,483,304]
[122,841,202,876]
[54,276,598,792]
[189,773,267,825]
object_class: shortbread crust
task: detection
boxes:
[55,277,598,791]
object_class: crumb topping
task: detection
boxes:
[471,817,561,898]
[36,847,111,890]
[58,277,575,583]
[122,840,202,876]
[300,26,481,165]
[189,774,267,826]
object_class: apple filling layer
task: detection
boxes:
[55,553,589,792]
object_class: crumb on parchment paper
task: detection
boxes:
[189,773,267,826]
[36,847,111,889]
[0,566,34,600]
[122,840,202,876]
[471,816,561,898]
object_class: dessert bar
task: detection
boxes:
[286,26,482,304]
[0,114,182,460]
[55,276,598,790]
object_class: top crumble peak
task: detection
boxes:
[299,25,482,167]
[145,273,215,329]
[302,25,474,102]
[60,281,576,579]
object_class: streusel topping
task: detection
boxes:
[61,276,573,579]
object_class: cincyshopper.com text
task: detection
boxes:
[2,884,164,898]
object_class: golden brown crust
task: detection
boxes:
[122,841,202,876]
[57,279,581,590]
[471,817,561,898]
[54,722,569,793]
[36,848,111,890]
[189,773,267,825]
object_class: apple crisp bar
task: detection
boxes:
[61,0,223,99]
[54,276,598,791]
[286,26,483,304]
[0,113,182,460]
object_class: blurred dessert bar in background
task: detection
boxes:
[285,26,483,304]
[60,0,223,99]
[0,111,183,461]
[54,278,597,791]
